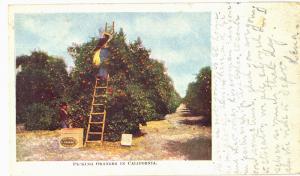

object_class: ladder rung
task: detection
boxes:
[89,121,104,124]
[92,103,105,106]
[95,86,107,89]
[96,76,109,80]
[96,77,107,80]
[91,112,104,115]
[88,132,102,134]
[94,95,106,97]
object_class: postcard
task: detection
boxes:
[7,2,300,176]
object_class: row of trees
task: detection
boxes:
[16,52,70,129]
[16,28,181,141]
[183,66,211,124]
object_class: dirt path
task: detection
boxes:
[16,104,211,161]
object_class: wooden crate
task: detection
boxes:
[59,128,83,148]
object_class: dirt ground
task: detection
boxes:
[16,104,211,161]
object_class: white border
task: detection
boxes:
[1,1,10,176]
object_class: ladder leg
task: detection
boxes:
[101,110,106,143]
[101,74,109,143]
[84,120,91,146]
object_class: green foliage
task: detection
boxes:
[24,103,58,130]
[16,51,70,124]
[68,28,181,141]
[15,27,182,138]
[168,91,182,113]
[184,66,211,122]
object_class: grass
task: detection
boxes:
[16,105,211,161]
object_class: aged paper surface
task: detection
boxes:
[8,2,300,176]
[212,3,300,174]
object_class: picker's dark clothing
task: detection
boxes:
[60,121,68,128]
[94,35,110,51]
[59,108,70,128]
[59,108,69,121]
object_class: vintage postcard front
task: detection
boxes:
[8,2,300,176]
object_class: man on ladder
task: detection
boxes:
[93,31,112,80]
[85,23,113,146]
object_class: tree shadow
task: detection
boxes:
[178,112,194,117]
[179,118,211,126]
[165,137,211,160]
[133,130,147,137]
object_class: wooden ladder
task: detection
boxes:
[84,75,109,146]
[105,21,115,34]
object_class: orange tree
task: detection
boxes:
[16,51,70,129]
[184,66,211,123]
[67,28,181,141]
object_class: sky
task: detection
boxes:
[14,12,211,97]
